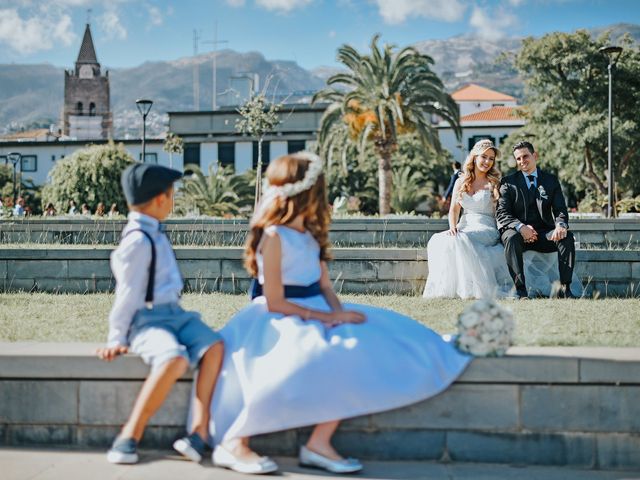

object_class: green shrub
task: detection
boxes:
[42,141,134,214]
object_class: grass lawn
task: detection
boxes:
[1,293,639,347]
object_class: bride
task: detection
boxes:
[423,139,513,299]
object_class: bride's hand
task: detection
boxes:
[446,226,458,236]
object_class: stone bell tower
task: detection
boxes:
[62,23,112,139]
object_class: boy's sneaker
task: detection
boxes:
[173,432,207,463]
[107,437,138,464]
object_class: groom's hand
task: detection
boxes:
[521,225,538,243]
[549,225,567,242]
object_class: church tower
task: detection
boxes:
[63,24,112,139]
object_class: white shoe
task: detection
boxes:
[212,444,279,474]
[299,445,363,474]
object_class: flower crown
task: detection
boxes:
[263,151,324,198]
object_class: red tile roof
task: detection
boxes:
[461,106,525,122]
[452,84,516,102]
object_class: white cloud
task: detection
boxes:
[374,0,467,25]
[225,0,246,6]
[0,7,76,54]
[147,5,163,27]
[507,0,525,5]
[255,0,313,13]
[99,8,127,40]
[470,5,517,40]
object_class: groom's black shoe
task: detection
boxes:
[558,284,577,299]
[515,288,529,300]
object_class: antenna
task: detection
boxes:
[202,21,228,110]
[193,29,200,110]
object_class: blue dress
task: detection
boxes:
[206,225,471,442]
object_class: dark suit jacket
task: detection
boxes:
[496,168,569,234]
[444,170,461,199]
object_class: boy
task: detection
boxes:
[97,163,223,464]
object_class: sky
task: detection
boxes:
[0,0,638,70]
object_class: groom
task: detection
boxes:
[496,141,576,299]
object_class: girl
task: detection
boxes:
[206,152,471,474]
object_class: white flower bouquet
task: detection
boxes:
[455,299,514,357]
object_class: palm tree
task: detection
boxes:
[313,34,461,215]
[175,164,253,217]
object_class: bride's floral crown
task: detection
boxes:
[263,151,324,198]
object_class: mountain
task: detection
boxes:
[1,23,638,137]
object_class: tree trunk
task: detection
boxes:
[254,137,263,210]
[377,149,392,215]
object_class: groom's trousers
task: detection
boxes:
[501,229,576,291]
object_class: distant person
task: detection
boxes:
[44,203,57,217]
[96,202,106,217]
[12,197,25,217]
[68,200,77,215]
[96,164,223,465]
[444,161,462,201]
[108,203,119,217]
[81,203,91,216]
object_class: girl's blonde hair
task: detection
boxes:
[457,147,501,201]
[244,154,332,277]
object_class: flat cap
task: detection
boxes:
[121,163,183,206]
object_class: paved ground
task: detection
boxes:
[2,448,640,480]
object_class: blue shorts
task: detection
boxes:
[128,303,222,371]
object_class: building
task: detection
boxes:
[0,140,174,186]
[62,23,112,140]
[167,103,323,173]
[437,84,526,163]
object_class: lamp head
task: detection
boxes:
[599,46,623,65]
[7,152,21,166]
[135,99,153,116]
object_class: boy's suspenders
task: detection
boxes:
[123,229,156,308]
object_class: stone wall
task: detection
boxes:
[0,247,638,297]
[1,343,638,470]
[1,218,639,248]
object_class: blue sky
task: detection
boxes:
[0,0,638,70]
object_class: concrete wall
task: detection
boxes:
[0,247,638,297]
[2,218,639,249]
[1,343,639,470]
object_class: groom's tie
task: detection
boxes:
[527,175,537,197]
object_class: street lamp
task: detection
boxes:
[599,45,623,218]
[6,152,21,204]
[135,99,153,163]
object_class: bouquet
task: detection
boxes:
[455,299,514,357]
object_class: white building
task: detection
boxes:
[0,137,176,186]
[438,84,526,164]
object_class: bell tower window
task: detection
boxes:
[89,102,96,116]
[76,102,83,115]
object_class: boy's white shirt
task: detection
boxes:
[107,211,183,347]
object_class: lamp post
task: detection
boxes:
[599,45,623,218]
[135,99,153,163]
[7,152,21,204]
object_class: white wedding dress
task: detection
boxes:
[201,225,471,443]
[423,190,582,299]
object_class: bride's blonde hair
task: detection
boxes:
[458,140,501,201]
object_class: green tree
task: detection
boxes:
[163,132,184,170]
[42,141,135,214]
[175,164,254,217]
[503,30,640,206]
[313,34,461,215]
[236,94,281,206]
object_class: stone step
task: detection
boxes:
[1,218,639,248]
[1,247,639,297]
[1,343,639,470]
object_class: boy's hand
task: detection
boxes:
[96,345,128,362]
